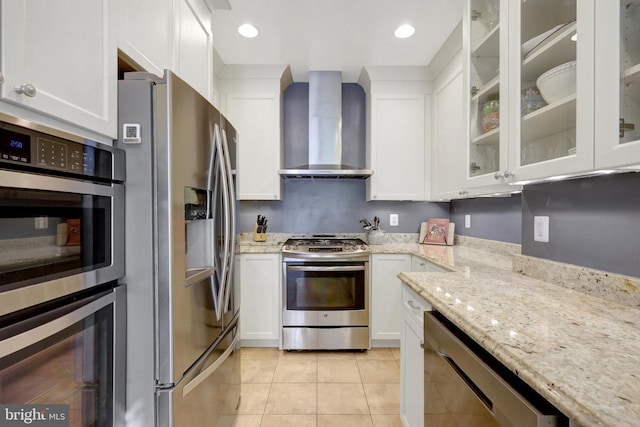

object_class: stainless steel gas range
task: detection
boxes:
[281,235,370,350]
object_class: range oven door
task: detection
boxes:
[0,170,124,317]
[282,261,369,327]
[0,285,126,426]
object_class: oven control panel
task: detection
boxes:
[0,123,111,180]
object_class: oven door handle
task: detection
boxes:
[287,265,365,272]
[0,292,115,359]
[0,169,115,196]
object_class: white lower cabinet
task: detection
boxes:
[411,255,452,273]
[238,253,281,346]
[401,283,432,427]
[370,254,411,346]
[411,256,430,272]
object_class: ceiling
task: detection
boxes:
[210,0,464,83]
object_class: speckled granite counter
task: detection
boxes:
[237,232,640,425]
[398,247,640,427]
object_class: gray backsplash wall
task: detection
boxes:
[238,81,449,234]
[450,194,522,244]
[240,179,449,233]
[522,172,640,278]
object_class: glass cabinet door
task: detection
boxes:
[594,1,640,169]
[466,0,503,181]
[618,1,640,145]
[519,0,577,165]
[513,0,593,180]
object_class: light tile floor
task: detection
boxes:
[234,347,403,427]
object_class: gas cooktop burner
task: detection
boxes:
[282,235,369,258]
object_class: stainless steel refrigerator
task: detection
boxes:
[116,70,239,427]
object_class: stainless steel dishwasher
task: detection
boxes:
[424,311,567,427]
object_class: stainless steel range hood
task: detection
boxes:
[278,71,373,179]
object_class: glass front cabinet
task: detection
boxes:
[463,0,599,189]
[464,0,507,188]
[594,1,640,169]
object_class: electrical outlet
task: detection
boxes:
[34,216,48,229]
[389,214,399,226]
[534,216,549,242]
[464,214,471,229]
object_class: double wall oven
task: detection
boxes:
[0,115,125,426]
[282,236,370,350]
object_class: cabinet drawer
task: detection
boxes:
[412,255,453,273]
[402,284,431,329]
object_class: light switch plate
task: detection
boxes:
[534,216,549,242]
[464,214,471,228]
[389,214,399,226]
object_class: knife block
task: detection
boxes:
[253,224,266,242]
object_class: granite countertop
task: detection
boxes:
[398,247,640,427]
[237,232,640,425]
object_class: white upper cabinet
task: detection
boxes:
[219,66,292,200]
[594,1,640,169]
[464,0,508,188]
[117,0,173,77]
[462,0,595,188]
[0,0,117,143]
[118,0,215,103]
[359,67,432,201]
[508,0,594,183]
[173,0,214,102]
[431,51,467,200]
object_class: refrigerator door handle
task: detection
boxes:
[221,129,236,313]
[182,334,238,398]
[206,124,217,221]
[213,124,231,320]
[206,124,223,320]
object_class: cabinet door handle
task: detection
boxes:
[620,118,635,138]
[420,340,424,349]
[407,300,420,310]
[495,170,514,180]
[0,73,4,85]
[14,83,37,97]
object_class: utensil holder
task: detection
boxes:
[368,230,385,245]
[253,224,266,242]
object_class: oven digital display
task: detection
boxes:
[0,128,31,163]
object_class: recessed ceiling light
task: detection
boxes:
[238,23,259,38]
[394,24,415,39]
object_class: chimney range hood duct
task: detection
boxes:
[278,71,373,178]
